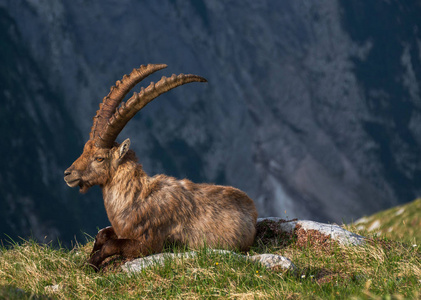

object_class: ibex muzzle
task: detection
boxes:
[64,64,258,270]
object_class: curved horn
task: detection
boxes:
[90,64,168,140]
[96,73,207,148]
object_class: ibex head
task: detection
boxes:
[64,64,206,193]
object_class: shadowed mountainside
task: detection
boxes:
[0,0,420,244]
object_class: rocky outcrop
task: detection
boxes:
[257,218,365,246]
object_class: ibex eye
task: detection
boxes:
[95,157,104,162]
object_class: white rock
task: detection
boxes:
[122,252,198,273]
[367,220,381,231]
[395,208,405,216]
[246,253,295,271]
[44,285,60,293]
[122,249,296,274]
[354,217,369,224]
[357,225,365,231]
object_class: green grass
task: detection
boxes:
[352,198,421,244]
[0,202,420,299]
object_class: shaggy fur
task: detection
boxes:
[65,140,257,269]
[64,65,258,270]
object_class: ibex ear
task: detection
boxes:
[113,138,131,169]
[118,138,131,159]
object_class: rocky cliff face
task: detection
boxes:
[0,6,109,243]
[0,0,420,243]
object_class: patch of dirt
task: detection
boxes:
[316,270,351,285]
[254,219,297,248]
[294,224,337,254]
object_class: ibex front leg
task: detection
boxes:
[90,226,118,258]
[87,236,165,270]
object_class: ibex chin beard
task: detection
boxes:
[78,183,91,194]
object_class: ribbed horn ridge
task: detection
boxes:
[90,64,168,140]
[97,74,207,148]
[95,73,207,148]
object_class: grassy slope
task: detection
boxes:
[0,202,420,299]
[351,198,421,244]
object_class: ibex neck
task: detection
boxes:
[101,161,148,236]
[103,160,147,192]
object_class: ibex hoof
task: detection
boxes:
[85,262,100,272]
[85,257,101,272]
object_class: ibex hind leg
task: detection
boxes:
[90,226,118,257]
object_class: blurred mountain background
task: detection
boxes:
[0,0,420,245]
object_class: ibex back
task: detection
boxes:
[64,64,258,270]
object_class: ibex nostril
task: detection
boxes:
[64,170,71,177]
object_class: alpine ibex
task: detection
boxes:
[64,64,258,269]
